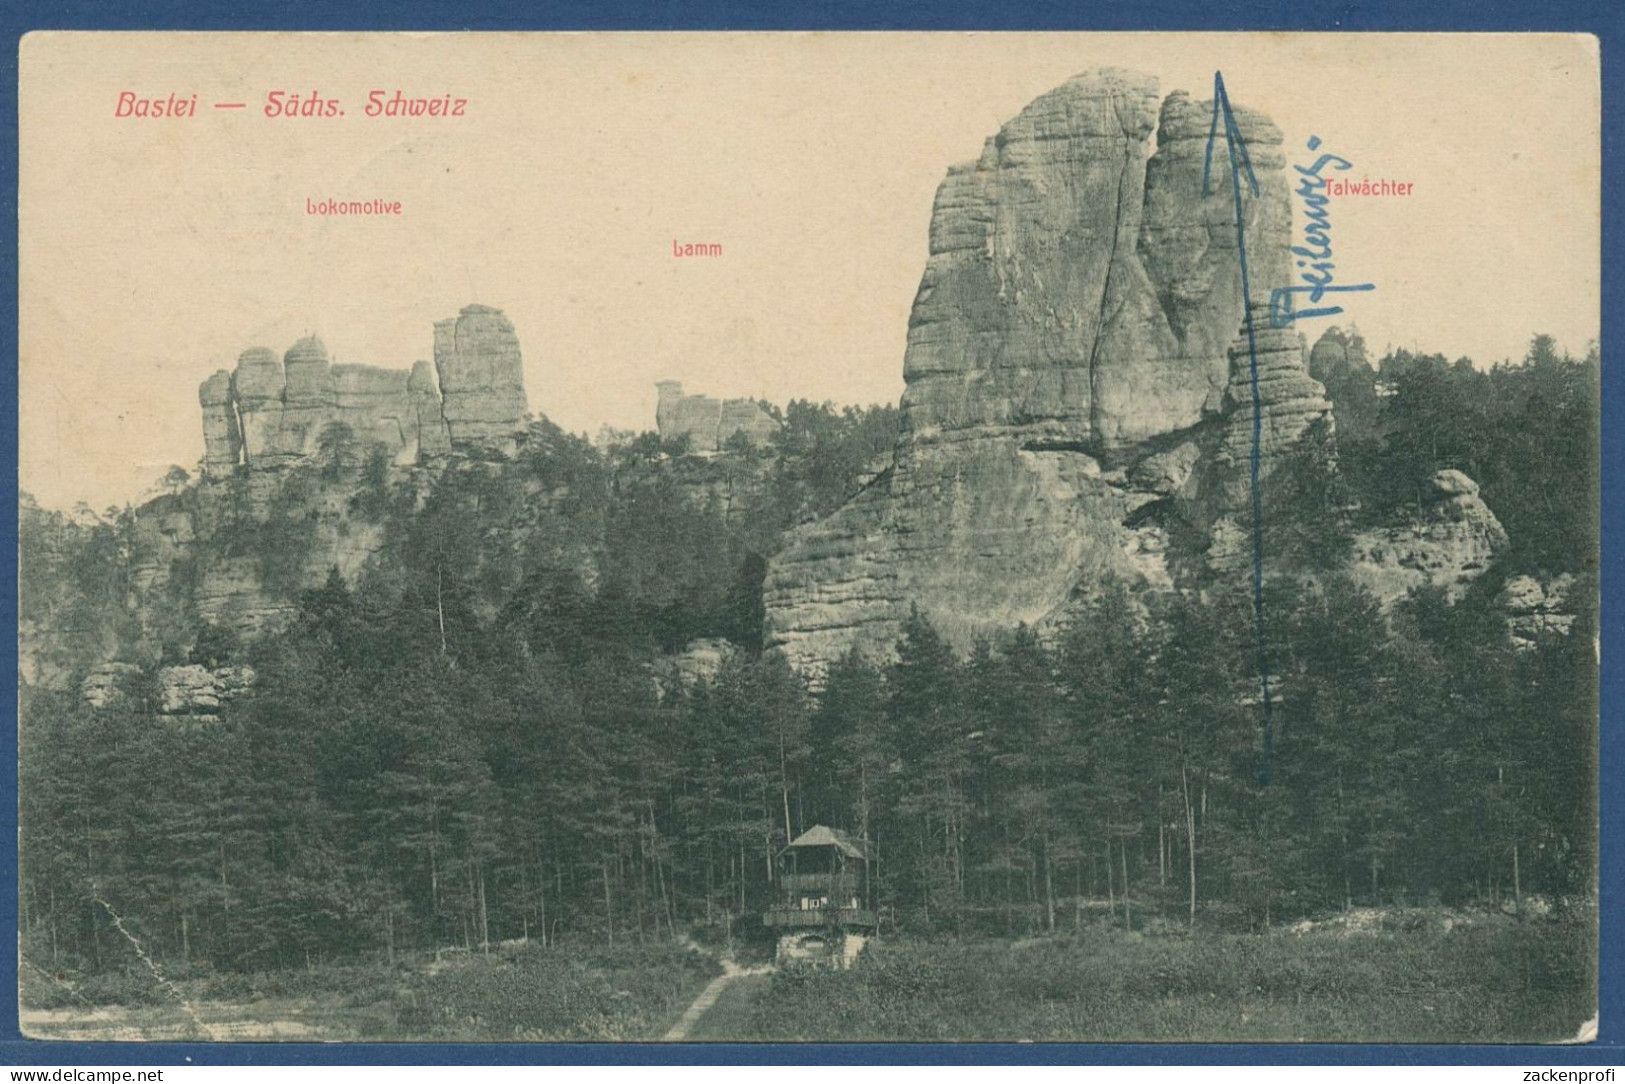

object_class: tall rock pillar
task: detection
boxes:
[198,370,242,477]
[432,304,528,457]
[763,69,1295,675]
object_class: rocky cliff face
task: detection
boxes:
[761,71,1514,675]
[655,381,781,454]
[1498,573,1578,647]
[198,305,527,478]
[1195,303,1336,573]
[179,306,528,632]
[898,74,1286,450]
[1307,326,1380,440]
[763,69,1294,673]
[1348,470,1510,607]
[433,305,529,457]
[1137,91,1291,436]
[1211,304,1334,484]
[101,305,530,649]
[79,661,255,723]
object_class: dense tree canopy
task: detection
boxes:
[18,342,1598,979]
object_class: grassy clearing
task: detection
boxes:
[392,942,721,1040]
[722,905,1597,1043]
[20,957,412,1041]
[21,942,721,1043]
[21,906,1594,1043]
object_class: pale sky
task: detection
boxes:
[19,32,1600,511]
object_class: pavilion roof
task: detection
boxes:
[785,825,870,860]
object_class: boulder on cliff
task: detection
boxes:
[1348,469,1510,607]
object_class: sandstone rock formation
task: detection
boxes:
[1211,303,1334,500]
[434,305,529,457]
[195,555,300,637]
[196,305,528,475]
[1137,91,1291,433]
[158,663,256,720]
[80,662,143,709]
[763,69,1293,674]
[655,381,780,454]
[171,308,527,649]
[1498,573,1578,647]
[410,360,453,458]
[330,363,413,460]
[129,504,197,596]
[199,371,241,479]
[655,637,740,693]
[1197,303,1335,572]
[1307,326,1380,440]
[1348,469,1510,607]
[79,661,255,722]
[231,346,295,467]
[899,73,1284,450]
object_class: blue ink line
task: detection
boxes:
[1203,71,1275,784]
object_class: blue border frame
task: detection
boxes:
[2,0,1620,1066]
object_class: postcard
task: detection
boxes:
[16,31,1600,1043]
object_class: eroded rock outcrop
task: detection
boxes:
[1349,470,1509,607]
[331,363,413,460]
[764,70,1292,673]
[79,661,255,721]
[899,73,1285,449]
[433,305,529,457]
[655,381,780,453]
[195,555,300,637]
[197,305,529,476]
[167,307,526,649]
[199,372,241,479]
[410,360,453,458]
[129,505,197,596]
[1137,91,1290,433]
[80,662,143,709]
[1499,573,1578,647]
[1198,303,1335,572]
[1213,305,1333,479]
[1307,326,1380,440]
[655,637,740,694]
[158,663,256,720]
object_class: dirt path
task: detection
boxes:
[661,957,772,1041]
[680,973,773,1041]
[20,1005,328,1041]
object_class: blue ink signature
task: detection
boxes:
[1267,136,1376,330]
[1202,71,1276,784]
